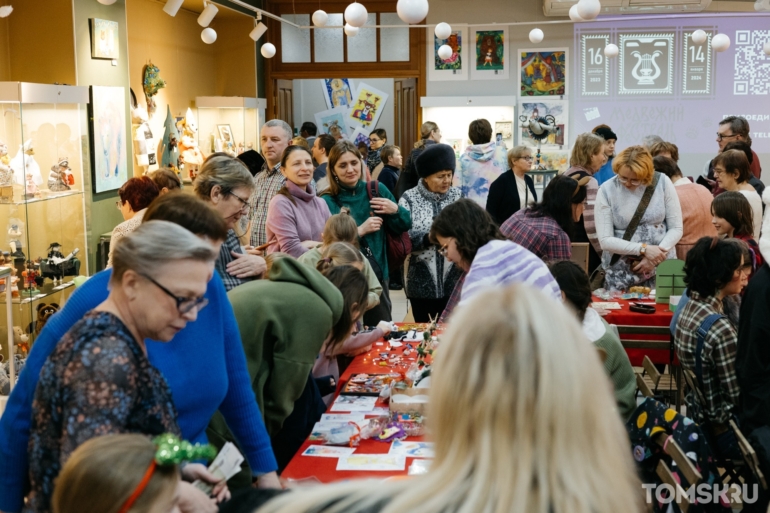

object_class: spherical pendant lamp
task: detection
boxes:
[604,43,618,58]
[712,33,730,52]
[529,28,544,44]
[396,0,429,24]
[434,22,452,40]
[576,0,601,21]
[692,29,707,45]
[201,28,217,44]
[437,44,453,60]
[344,2,368,28]
[261,43,276,58]
[312,10,329,27]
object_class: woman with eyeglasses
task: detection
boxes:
[712,149,763,241]
[367,128,387,177]
[485,145,538,226]
[107,176,159,268]
[27,221,224,513]
[565,132,608,274]
[265,146,331,258]
[394,121,442,200]
[194,154,267,291]
[595,145,683,291]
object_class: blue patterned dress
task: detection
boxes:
[27,311,179,513]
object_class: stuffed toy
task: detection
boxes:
[12,326,29,356]
[33,303,59,336]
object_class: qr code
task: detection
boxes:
[734,30,770,95]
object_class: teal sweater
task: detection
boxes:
[322,181,412,281]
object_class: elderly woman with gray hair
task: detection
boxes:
[27,221,222,513]
[195,154,267,290]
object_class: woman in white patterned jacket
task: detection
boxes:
[398,143,463,322]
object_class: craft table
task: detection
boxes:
[594,296,675,367]
[281,324,430,483]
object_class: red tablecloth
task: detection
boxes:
[595,296,674,366]
[281,325,430,483]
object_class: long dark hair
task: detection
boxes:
[429,199,504,266]
[320,265,369,355]
[528,175,586,239]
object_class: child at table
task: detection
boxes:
[313,242,392,405]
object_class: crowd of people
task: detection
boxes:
[0,113,769,513]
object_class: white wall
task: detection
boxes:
[292,78,395,141]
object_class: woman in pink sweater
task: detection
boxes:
[266,145,331,257]
[653,156,716,260]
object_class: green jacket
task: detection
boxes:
[298,246,383,310]
[321,181,412,281]
[227,258,344,435]
[588,312,637,421]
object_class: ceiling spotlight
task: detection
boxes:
[529,28,544,44]
[604,43,618,58]
[569,4,584,22]
[163,0,183,16]
[434,22,451,40]
[711,33,730,52]
[396,0,429,24]
[344,23,359,37]
[201,27,217,44]
[250,21,268,42]
[344,2,368,28]
[312,10,328,27]
[97,0,117,4]
[261,43,276,58]
[198,1,219,27]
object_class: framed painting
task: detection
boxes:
[217,124,234,145]
[321,79,354,109]
[472,26,509,80]
[314,106,351,139]
[91,18,119,60]
[518,48,568,97]
[518,100,568,150]
[90,86,128,194]
[347,82,389,132]
[428,27,469,81]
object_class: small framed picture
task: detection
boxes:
[90,18,119,60]
[217,124,234,144]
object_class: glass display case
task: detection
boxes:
[0,82,88,365]
[196,96,261,162]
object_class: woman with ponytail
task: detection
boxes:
[394,121,442,200]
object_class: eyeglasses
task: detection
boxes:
[616,176,641,186]
[227,191,251,212]
[141,273,209,315]
[369,138,381,144]
[717,132,739,142]
[520,156,533,161]
[115,200,123,209]
[438,242,449,257]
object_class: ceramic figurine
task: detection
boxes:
[10,140,42,186]
[48,157,72,192]
[24,173,39,200]
[160,105,180,170]
[21,260,39,296]
[0,140,12,186]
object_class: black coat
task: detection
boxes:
[394,140,436,201]
[485,170,537,226]
[378,165,400,196]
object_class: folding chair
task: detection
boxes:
[639,355,679,405]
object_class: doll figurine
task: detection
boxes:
[10,140,42,186]
[0,141,12,187]
[21,260,39,296]
[24,173,39,200]
[48,157,72,192]
[180,136,204,182]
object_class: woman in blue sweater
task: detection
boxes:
[0,194,279,513]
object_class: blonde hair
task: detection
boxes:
[256,284,643,513]
[613,145,655,186]
[569,133,606,170]
[507,145,531,169]
[322,207,358,247]
[53,434,178,513]
[415,121,439,149]
[315,242,364,274]
[291,136,309,148]
[264,252,290,279]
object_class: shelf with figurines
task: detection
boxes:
[0,242,80,305]
[0,141,82,205]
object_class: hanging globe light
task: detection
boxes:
[344,2,368,28]
[261,43,277,58]
[396,0,429,24]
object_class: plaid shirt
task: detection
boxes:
[248,162,286,247]
[439,272,466,323]
[500,209,572,262]
[674,291,739,425]
[215,230,254,291]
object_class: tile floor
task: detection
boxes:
[390,288,412,322]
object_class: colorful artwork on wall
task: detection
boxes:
[321,79,354,109]
[347,82,389,131]
[90,86,128,193]
[472,27,509,80]
[519,49,567,96]
[314,106,351,139]
[518,101,568,149]
[429,27,469,81]
[90,18,119,60]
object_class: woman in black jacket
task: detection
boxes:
[394,121,442,200]
[485,145,537,225]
